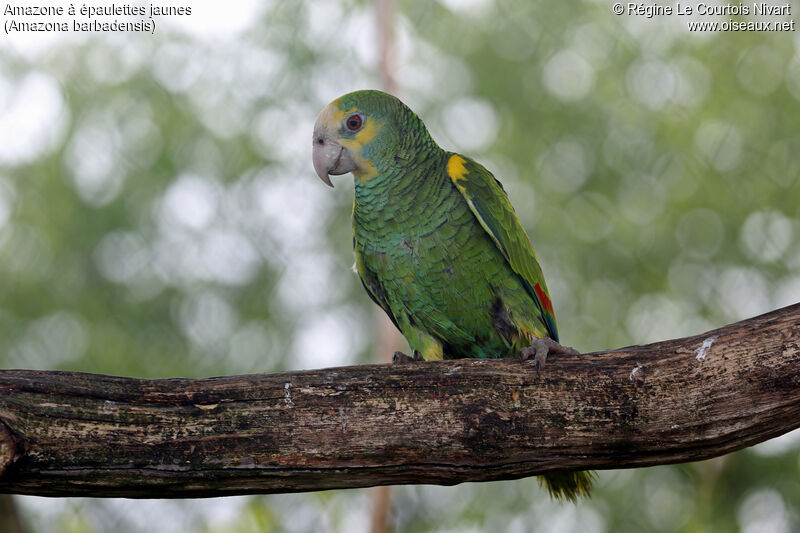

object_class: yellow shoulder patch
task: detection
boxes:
[446,154,469,184]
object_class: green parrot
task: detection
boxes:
[312,89,593,501]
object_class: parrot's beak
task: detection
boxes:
[312,106,357,188]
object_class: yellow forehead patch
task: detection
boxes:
[447,154,469,184]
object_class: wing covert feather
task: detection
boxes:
[445,154,559,341]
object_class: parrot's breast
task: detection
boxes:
[353,160,539,358]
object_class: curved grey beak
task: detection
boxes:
[312,134,338,188]
[312,108,357,188]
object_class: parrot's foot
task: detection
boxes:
[520,338,580,375]
[392,350,423,364]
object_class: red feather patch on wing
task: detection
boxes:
[534,283,554,314]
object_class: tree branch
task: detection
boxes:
[0,304,798,498]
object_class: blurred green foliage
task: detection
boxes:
[1,0,799,531]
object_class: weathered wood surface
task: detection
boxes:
[0,304,798,498]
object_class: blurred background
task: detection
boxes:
[2,0,800,531]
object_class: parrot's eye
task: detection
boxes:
[345,114,363,131]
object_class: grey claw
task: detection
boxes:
[521,338,580,375]
[393,350,423,364]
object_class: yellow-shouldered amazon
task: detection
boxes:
[312,90,593,501]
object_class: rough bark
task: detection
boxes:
[0,304,797,498]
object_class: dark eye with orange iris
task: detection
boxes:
[346,114,363,131]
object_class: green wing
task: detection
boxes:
[445,153,559,341]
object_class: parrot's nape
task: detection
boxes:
[312,89,594,501]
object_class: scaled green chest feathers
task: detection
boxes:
[312,89,593,501]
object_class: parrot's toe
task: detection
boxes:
[520,338,580,375]
[392,350,423,364]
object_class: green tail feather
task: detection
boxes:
[538,471,596,503]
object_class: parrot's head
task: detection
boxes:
[312,90,433,187]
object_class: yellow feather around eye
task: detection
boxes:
[336,107,382,181]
